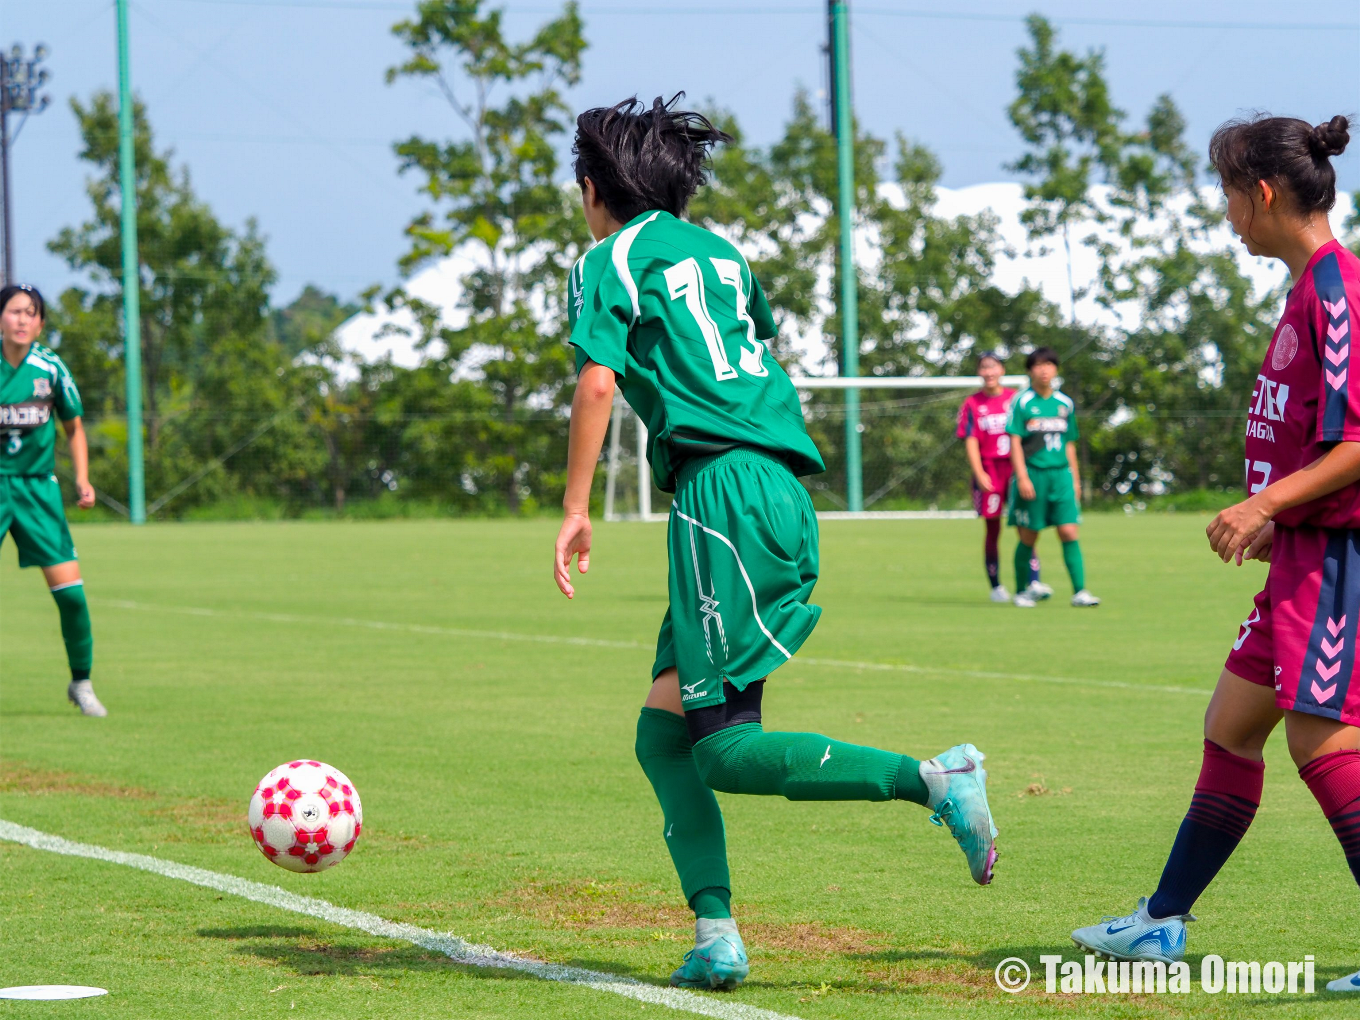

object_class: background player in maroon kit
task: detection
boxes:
[957,352,1042,601]
[1071,115,1360,986]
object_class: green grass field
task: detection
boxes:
[0,515,1351,1017]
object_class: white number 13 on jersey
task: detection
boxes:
[664,257,770,381]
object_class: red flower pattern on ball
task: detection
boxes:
[247,761,363,873]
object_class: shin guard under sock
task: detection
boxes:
[691,723,906,801]
[1062,539,1086,593]
[1015,542,1034,593]
[50,581,93,681]
[984,518,1001,588]
[1147,740,1263,918]
[635,708,731,912]
[1300,749,1360,886]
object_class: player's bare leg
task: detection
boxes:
[42,560,103,717]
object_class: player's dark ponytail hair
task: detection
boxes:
[573,94,731,224]
[0,283,45,320]
[1209,113,1351,214]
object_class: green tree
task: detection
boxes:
[384,0,589,512]
[1007,13,1123,324]
[48,91,322,514]
[694,95,1064,509]
[271,286,359,358]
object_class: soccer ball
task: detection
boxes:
[248,760,362,873]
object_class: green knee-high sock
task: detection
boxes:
[1015,542,1034,592]
[635,708,732,917]
[50,581,93,681]
[1061,539,1085,592]
[692,723,927,803]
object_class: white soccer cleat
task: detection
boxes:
[1014,592,1037,608]
[1071,897,1191,964]
[1071,589,1101,607]
[67,680,107,717]
[1026,581,1054,600]
[1328,969,1360,992]
[990,586,1011,603]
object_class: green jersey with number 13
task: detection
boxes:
[1005,388,1078,469]
[568,210,824,492]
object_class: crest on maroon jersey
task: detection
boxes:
[1272,324,1299,371]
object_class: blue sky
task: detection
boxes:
[7,0,1360,305]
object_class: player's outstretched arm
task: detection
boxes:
[555,360,617,598]
[1208,441,1360,563]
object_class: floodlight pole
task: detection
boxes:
[0,43,53,286]
[116,0,145,523]
[828,0,862,511]
[0,86,10,286]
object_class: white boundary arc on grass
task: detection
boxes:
[0,820,800,1020]
[97,598,1212,698]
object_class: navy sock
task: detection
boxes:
[1147,740,1262,919]
[984,518,1001,588]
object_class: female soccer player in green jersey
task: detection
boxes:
[0,284,104,716]
[552,96,999,991]
[1006,347,1100,608]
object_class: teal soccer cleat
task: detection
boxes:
[670,920,749,990]
[1328,969,1360,992]
[920,744,998,885]
[1071,897,1192,964]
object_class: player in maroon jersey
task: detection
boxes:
[1071,115,1360,986]
[956,352,1043,601]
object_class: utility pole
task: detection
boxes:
[827,0,862,511]
[0,44,51,286]
[116,0,146,523]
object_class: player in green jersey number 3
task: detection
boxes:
[0,284,105,716]
[552,96,999,991]
[1006,346,1100,608]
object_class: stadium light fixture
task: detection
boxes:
[0,41,52,285]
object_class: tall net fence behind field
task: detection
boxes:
[64,389,1249,520]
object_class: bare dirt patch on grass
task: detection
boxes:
[0,760,151,798]
[1,759,240,841]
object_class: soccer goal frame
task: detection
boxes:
[601,374,1030,522]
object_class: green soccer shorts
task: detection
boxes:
[652,447,821,711]
[0,474,77,568]
[1008,464,1082,530]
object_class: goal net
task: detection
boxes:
[602,375,1030,521]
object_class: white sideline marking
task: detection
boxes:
[797,657,1209,697]
[0,820,798,1020]
[97,598,1209,697]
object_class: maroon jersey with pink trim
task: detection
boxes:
[1247,241,1360,529]
[957,388,1017,460]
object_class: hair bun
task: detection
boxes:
[1310,115,1350,158]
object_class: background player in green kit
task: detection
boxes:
[1006,346,1100,608]
[0,284,105,716]
[552,96,999,991]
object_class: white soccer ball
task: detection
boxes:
[247,760,362,873]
